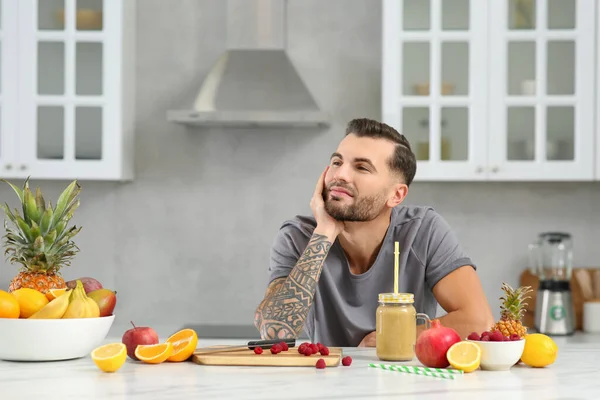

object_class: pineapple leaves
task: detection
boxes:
[1,179,24,204]
[35,187,46,213]
[39,207,53,236]
[52,180,81,225]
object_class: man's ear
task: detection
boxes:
[387,183,408,208]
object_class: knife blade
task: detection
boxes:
[194,338,296,355]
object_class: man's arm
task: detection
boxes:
[254,230,335,339]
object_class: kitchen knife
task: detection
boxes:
[194,338,296,355]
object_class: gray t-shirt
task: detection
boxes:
[267,205,476,347]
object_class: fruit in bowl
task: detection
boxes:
[467,334,525,371]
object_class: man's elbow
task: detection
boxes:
[472,305,495,333]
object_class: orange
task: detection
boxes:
[46,288,67,301]
[91,343,127,373]
[11,288,49,318]
[165,328,198,362]
[0,290,20,318]
[447,341,481,373]
[135,342,173,364]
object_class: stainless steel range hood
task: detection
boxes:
[168,0,330,128]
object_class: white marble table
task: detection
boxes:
[1,333,599,400]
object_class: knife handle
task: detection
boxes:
[247,338,296,349]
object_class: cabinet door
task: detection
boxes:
[0,0,19,178]
[488,0,595,181]
[382,0,489,181]
[17,0,123,180]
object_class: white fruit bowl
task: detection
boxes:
[467,338,525,371]
[0,315,115,361]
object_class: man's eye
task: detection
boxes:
[332,161,341,166]
[358,166,369,171]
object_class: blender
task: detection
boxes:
[528,232,575,335]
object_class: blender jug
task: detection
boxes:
[528,232,575,335]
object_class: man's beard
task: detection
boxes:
[323,184,388,222]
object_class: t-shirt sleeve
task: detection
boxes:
[268,221,308,285]
[423,211,476,289]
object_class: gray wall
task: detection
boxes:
[0,0,599,338]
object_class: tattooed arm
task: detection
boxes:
[254,230,335,339]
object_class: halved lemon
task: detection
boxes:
[165,328,199,362]
[91,343,127,373]
[135,342,173,364]
[46,288,68,301]
[447,341,481,373]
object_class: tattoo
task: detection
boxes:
[254,233,333,339]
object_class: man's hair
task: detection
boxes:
[344,118,417,186]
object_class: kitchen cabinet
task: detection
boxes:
[382,0,597,181]
[0,0,135,181]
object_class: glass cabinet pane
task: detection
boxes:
[39,0,65,31]
[508,0,536,30]
[38,42,65,95]
[508,41,536,95]
[441,107,468,160]
[402,107,430,160]
[403,0,429,30]
[403,42,430,95]
[75,107,102,160]
[547,106,574,160]
[547,41,574,95]
[76,42,103,95]
[548,0,575,29]
[507,107,535,160]
[76,0,103,31]
[37,106,64,160]
[442,0,469,30]
[441,42,468,96]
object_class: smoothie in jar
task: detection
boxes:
[376,293,430,361]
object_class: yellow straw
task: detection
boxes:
[394,241,399,294]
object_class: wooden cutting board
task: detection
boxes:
[191,345,343,367]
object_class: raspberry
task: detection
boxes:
[270,344,281,354]
[298,344,307,354]
[467,332,480,341]
[279,341,289,351]
[490,331,504,342]
[315,359,326,369]
[301,342,310,347]
[319,346,329,356]
[480,335,490,341]
[253,346,263,355]
[510,334,521,341]
[317,342,324,351]
[341,356,352,366]
[303,346,313,356]
[310,344,319,354]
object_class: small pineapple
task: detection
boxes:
[1,178,82,293]
[491,282,532,338]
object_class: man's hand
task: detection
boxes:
[358,331,376,347]
[310,166,344,238]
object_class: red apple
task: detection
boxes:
[87,289,117,317]
[122,321,159,360]
[66,277,103,294]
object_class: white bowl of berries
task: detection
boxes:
[466,331,525,371]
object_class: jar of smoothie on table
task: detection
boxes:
[376,292,431,361]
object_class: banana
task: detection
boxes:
[29,289,73,319]
[62,280,88,318]
[85,296,100,318]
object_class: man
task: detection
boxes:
[254,118,494,347]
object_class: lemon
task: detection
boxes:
[447,341,481,373]
[520,333,558,368]
[91,343,127,372]
[0,290,20,318]
[11,288,49,318]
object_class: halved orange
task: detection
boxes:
[91,343,127,372]
[46,288,68,301]
[135,342,173,364]
[447,341,481,373]
[165,328,199,362]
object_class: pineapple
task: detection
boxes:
[0,178,82,294]
[491,282,533,338]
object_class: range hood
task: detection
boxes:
[168,0,330,129]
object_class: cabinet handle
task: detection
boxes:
[475,166,483,173]
[491,166,499,173]
[4,164,12,170]
[19,165,27,171]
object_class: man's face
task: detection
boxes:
[323,134,399,222]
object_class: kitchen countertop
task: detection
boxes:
[1,333,599,400]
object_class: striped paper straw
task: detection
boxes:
[368,363,463,380]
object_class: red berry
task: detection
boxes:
[467,332,480,341]
[310,344,319,354]
[301,342,310,347]
[480,331,491,338]
[298,344,307,354]
[317,342,324,351]
[315,359,326,369]
[319,346,330,356]
[480,335,491,341]
[490,331,504,342]
[253,346,263,355]
[279,341,289,351]
[303,347,313,356]
[510,334,521,341]
[342,356,352,366]
[270,344,282,354]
